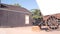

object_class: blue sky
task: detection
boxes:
[1,0,39,10]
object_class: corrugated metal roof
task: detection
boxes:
[0,3,31,13]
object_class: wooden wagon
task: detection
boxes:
[33,0,60,30]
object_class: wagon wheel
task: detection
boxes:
[47,16,59,30]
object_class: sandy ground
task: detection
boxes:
[0,26,60,34]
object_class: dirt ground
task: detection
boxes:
[0,26,60,34]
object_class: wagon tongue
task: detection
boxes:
[36,0,60,16]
